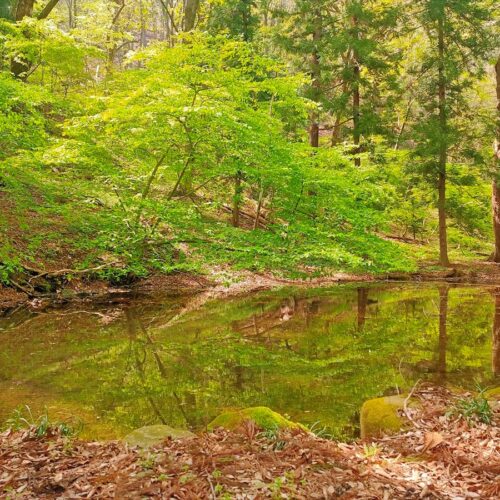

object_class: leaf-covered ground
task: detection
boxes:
[0,385,499,499]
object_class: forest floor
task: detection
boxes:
[0,384,499,499]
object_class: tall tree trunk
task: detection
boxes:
[492,290,500,377]
[437,285,448,382]
[351,14,361,166]
[232,170,242,228]
[183,0,199,31]
[492,56,500,262]
[309,8,322,148]
[15,0,35,19]
[437,14,449,266]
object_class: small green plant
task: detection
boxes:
[139,451,158,470]
[258,426,286,450]
[447,393,493,425]
[179,472,195,485]
[270,476,284,497]
[4,405,77,437]
[363,443,380,458]
[211,469,222,479]
[307,421,333,439]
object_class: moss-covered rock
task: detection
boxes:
[124,425,194,448]
[485,387,500,411]
[207,406,305,432]
[484,387,500,400]
[360,395,406,439]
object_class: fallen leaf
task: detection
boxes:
[422,432,444,453]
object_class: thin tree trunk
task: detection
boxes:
[351,14,361,166]
[309,8,322,148]
[394,97,413,151]
[331,68,349,146]
[183,0,199,31]
[38,0,61,19]
[106,0,126,73]
[139,0,146,48]
[253,183,264,230]
[135,152,168,227]
[492,56,500,262]
[437,14,449,266]
[232,170,242,228]
[66,0,73,28]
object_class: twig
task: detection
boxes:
[207,476,216,500]
[28,262,120,283]
[403,379,422,429]
[9,279,37,297]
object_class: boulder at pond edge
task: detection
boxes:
[207,406,305,432]
[360,395,406,439]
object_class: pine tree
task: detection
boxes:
[412,0,495,266]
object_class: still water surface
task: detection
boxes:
[1,283,499,439]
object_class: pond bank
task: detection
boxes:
[4,262,500,314]
[1,384,498,498]
[2,261,500,315]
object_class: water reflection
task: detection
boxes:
[437,285,448,383]
[0,283,499,440]
[492,289,500,377]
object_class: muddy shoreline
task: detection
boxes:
[2,262,500,315]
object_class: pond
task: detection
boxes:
[1,283,499,440]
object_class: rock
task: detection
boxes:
[360,395,406,439]
[207,406,306,432]
[484,386,500,400]
[124,425,194,448]
[484,387,500,411]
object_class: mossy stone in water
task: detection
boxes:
[360,395,405,439]
[124,425,194,448]
[207,406,304,431]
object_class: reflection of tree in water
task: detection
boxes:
[436,285,448,383]
[357,288,369,331]
[492,290,500,377]
[125,308,199,430]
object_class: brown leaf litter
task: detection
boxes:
[0,384,498,498]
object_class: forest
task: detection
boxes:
[0,1,500,498]
[0,0,498,292]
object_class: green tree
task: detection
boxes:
[272,0,402,157]
[412,0,495,266]
[208,0,259,42]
